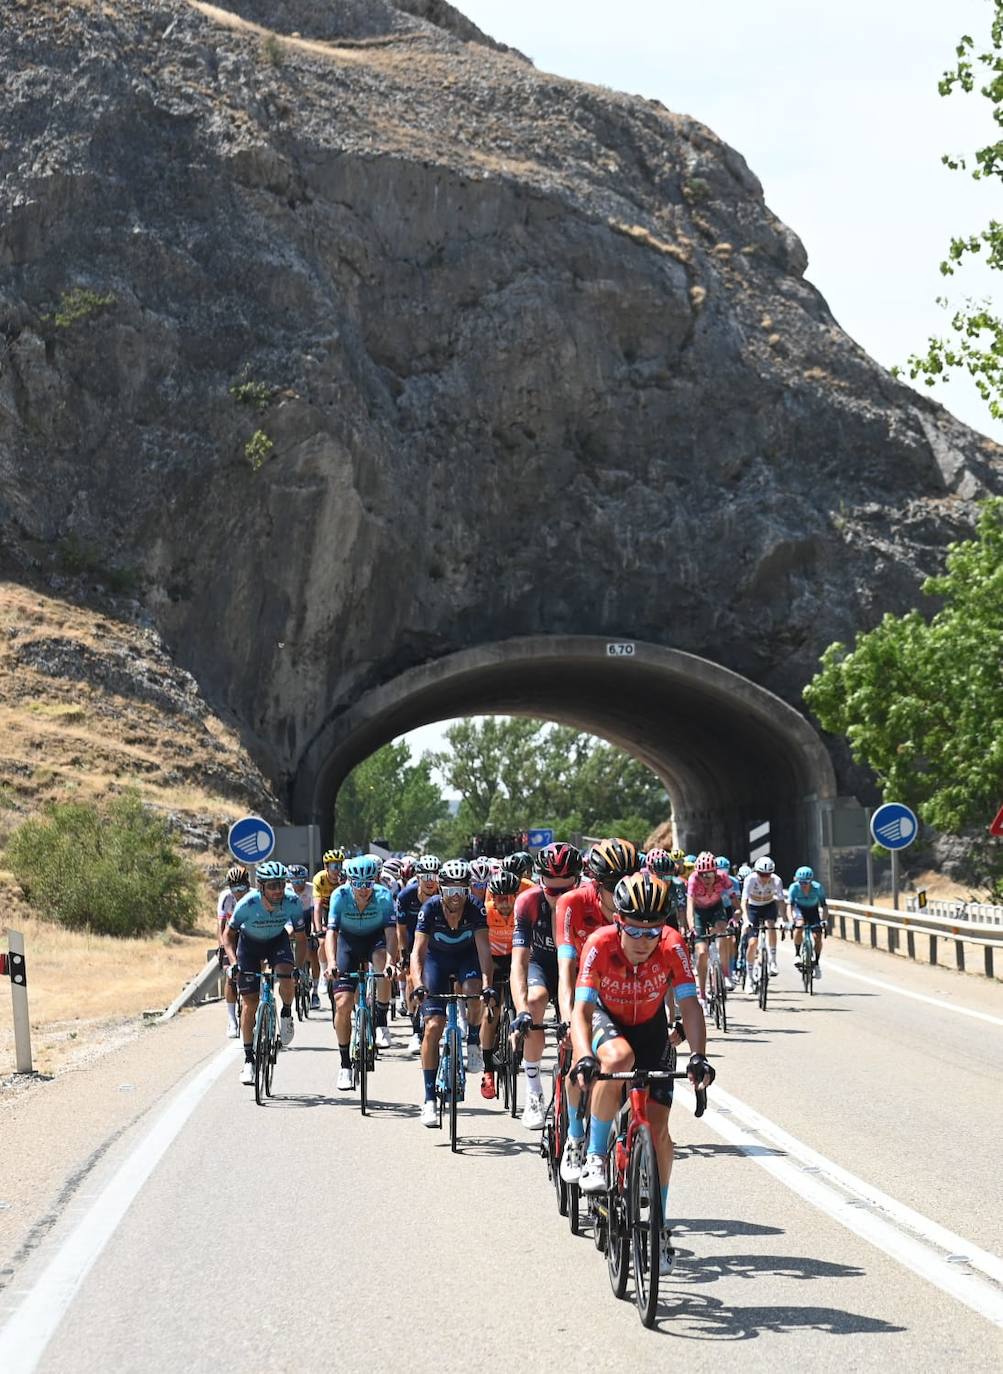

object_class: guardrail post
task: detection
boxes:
[956,939,965,973]
[907,930,915,960]
[985,945,995,979]
[839,913,846,939]
[4,929,33,1073]
[929,934,937,965]
[870,919,877,949]
[853,917,860,943]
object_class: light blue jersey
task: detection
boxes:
[328,883,397,939]
[788,879,827,910]
[229,891,299,941]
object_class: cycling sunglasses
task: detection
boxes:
[616,919,664,939]
[261,880,284,892]
[349,877,374,890]
[441,885,468,898]
[232,884,249,894]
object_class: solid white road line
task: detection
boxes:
[1,1044,239,1374]
[677,1083,1003,1329]
[825,958,1003,1028]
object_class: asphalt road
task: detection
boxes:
[2,938,1002,1372]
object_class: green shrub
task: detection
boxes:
[55,534,141,593]
[244,429,274,470]
[50,287,117,328]
[5,792,201,936]
[229,379,275,412]
[262,34,284,67]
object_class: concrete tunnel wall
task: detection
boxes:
[291,637,838,873]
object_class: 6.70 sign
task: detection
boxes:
[606,642,635,657]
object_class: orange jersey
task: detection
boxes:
[485,891,515,956]
[556,878,610,959]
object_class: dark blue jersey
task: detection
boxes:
[416,896,486,954]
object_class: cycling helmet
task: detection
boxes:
[256,860,287,884]
[737,864,752,880]
[754,856,775,874]
[323,848,345,866]
[381,858,404,880]
[645,847,673,876]
[501,854,526,878]
[669,848,685,864]
[613,872,669,919]
[345,854,381,885]
[287,864,309,882]
[794,865,814,882]
[694,851,716,874]
[683,854,697,870]
[715,855,731,871]
[537,842,583,881]
[226,865,249,888]
[400,854,417,880]
[416,854,442,877]
[469,856,493,885]
[488,869,521,897]
[588,838,640,887]
[509,851,534,878]
[440,858,471,886]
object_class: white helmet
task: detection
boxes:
[754,856,775,874]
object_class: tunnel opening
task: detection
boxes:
[292,637,837,874]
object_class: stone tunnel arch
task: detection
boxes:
[291,637,837,874]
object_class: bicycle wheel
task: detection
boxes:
[629,1124,662,1328]
[498,1006,512,1110]
[263,1004,277,1098]
[367,977,379,1062]
[508,1035,521,1121]
[606,1182,630,1300]
[758,957,769,1011]
[253,1005,268,1106]
[548,1068,568,1215]
[449,1031,460,1152]
[719,969,728,1033]
[709,961,721,1030]
[358,1008,369,1115]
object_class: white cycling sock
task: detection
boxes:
[524,1060,542,1096]
[226,1002,238,1027]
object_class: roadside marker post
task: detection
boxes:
[3,929,33,1073]
[870,803,919,911]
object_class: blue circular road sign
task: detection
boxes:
[869,803,919,851]
[228,815,276,863]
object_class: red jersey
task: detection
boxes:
[556,879,610,959]
[576,924,696,1025]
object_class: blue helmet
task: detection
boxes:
[286,864,308,882]
[795,865,814,882]
[345,854,381,886]
[715,855,730,871]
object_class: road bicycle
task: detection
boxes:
[293,964,314,1021]
[705,933,728,1033]
[490,981,522,1116]
[431,990,476,1152]
[743,922,772,1010]
[339,968,383,1116]
[248,970,281,1106]
[587,1062,707,1328]
[793,919,823,995]
[538,1024,580,1231]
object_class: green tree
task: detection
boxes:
[335,742,447,851]
[902,4,1003,418]
[5,791,201,936]
[428,717,669,852]
[804,499,1003,885]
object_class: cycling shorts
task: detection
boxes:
[528,952,559,1001]
[693,902,727,940]
[422,947,482,1016]
[235,931,294,993]
[591,1006,676,1107]
[488,954,512,1000]
[746,901,778,929]
[332,930,387,993]
[791,905,825,930]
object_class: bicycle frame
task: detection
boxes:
[434,992,474,1152]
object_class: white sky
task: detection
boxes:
[401,0,1003,770]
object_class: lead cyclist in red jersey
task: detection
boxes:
[572,873,714,1273]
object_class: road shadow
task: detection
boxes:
[674,1217,784,1238]
[676,1142,786,1161]
[671,1246,865,1287]
[651,1290,905,1341]
[450,1134,540,1158]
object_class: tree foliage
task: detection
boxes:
[804,500,1003,868]
[335,741,447,851]
[5,792,201,936]
[901,3,1003,418]
[425,718,668,853]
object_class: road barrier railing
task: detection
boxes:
[828,899,1003,979]
[158,949,226,1023]
[905,896,1003,927]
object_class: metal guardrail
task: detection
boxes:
[905,897,1003,927]
[828,899,1003,978]
[158,950,225,1023]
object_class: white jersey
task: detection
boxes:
[216,886,239,934]
[742,872,785,907]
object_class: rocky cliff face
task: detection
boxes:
[1,0,1000,802]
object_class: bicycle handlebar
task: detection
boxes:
[579,1068,709,1118]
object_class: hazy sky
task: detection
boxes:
[400,0,1001,766]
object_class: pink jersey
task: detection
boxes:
[687,871,732,909]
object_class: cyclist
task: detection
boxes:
[555,838,634,1180]
[503,851,536,894]
[511,841,582,1131]
[286,864,321,1010]
[742,856,786,988]
[223,860,299,1084]
[326,854,399,1091]
[685,852,733,1008]
[571,873,714,1275]
[787,865,828,979]
[479,866,520,1099]
[468,855,492,909]
[312,848,346,988]
[410,859,493,1127]
[380,857,405,898]
[733,863,753,979]
[643,848,684,930]
[217,865,250,1038]
[397,854,441,1052]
